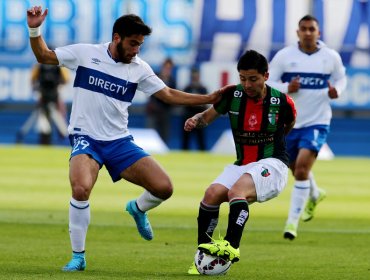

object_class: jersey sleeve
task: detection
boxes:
[134,59,166,96]
[267,50,290,93]
[284,94,297,125]
[213,85,236,114]
[137,74,166,96]
[330,50,347,96]
[55,44,81,71]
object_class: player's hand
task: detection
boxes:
[327,80,338,99]
[209,84,236,104]
[288,76,300,93]
[27,6,48,28]
[184,117,197,132]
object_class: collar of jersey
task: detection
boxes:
[297,41,322,55]
[106,45,120,63]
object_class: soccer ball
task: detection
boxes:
[194,249,232,275]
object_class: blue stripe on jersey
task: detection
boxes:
[281,72,331,89]
[73,66,138,102]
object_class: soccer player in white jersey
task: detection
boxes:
[267,15,347,240]
[27,6,229,271]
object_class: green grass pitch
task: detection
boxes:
[0,145,369,279]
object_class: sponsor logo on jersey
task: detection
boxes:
[88,75,127,94]
[270,97,280,104]
[229,110,239,115]
[234,131,274,145]
[234,90,243,98]
[281,72,331,89]
[74,66,138,102]
[91,58,101,65]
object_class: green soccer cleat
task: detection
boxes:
[62,252,86,272]
[301,188,327,222]
[126,200,153,240]
[198,239,240,263]
[187,262,200,275]
[283,223,297,240]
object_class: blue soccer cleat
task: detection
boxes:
[62,252,86,272]
[126,200,153,240]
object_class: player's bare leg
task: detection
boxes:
[63,154,99,271]
[122,156,173,240]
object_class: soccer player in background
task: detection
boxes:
[267,15,347,240]
[26,6,229,272]
[185,50,296,274]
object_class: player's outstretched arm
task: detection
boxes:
[184,107,219,132]
[27,6,59,65]
[154,84,234,106]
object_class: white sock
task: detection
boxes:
[69,197,90,253]
[136,191,164,212]
[309,171,320,200]
[286,180,310,226]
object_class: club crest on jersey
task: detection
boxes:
[248,113,258,129]
[268,113,279,125]
[261,167,271,177]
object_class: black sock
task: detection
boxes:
[197,202,220,244]
[224,199,249,248]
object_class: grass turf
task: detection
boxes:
[0,145,369,279]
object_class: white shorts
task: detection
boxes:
[212,158,288,203]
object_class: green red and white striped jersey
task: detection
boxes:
[214,84,296,166]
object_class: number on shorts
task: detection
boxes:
[72,137,90,153]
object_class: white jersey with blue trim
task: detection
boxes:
[267,43,347,128]
[55,42,166,140]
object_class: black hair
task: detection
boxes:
[237,50,268,74]
[112,14,152,40]
[298,14,319,26]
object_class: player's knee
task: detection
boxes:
[161,182,173,200]
[203,186,227,205]
[152,178,173,200]
[72,190,90,201]
[71,184,91,201]
[293,166,310,180]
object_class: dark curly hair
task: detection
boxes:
[237,50,268,74]
[112,14,152,40]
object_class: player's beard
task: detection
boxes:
[300,38,318,52]
[116,41,132,64]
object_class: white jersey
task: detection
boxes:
[55,43,166,140]
[267,43,347,128]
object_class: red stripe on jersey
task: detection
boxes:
[242,144,258,165]
[242,99,264,164]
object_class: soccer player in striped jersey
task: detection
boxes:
[185,50,296,274]
[26,6,229,272]
[267,15,347,240]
